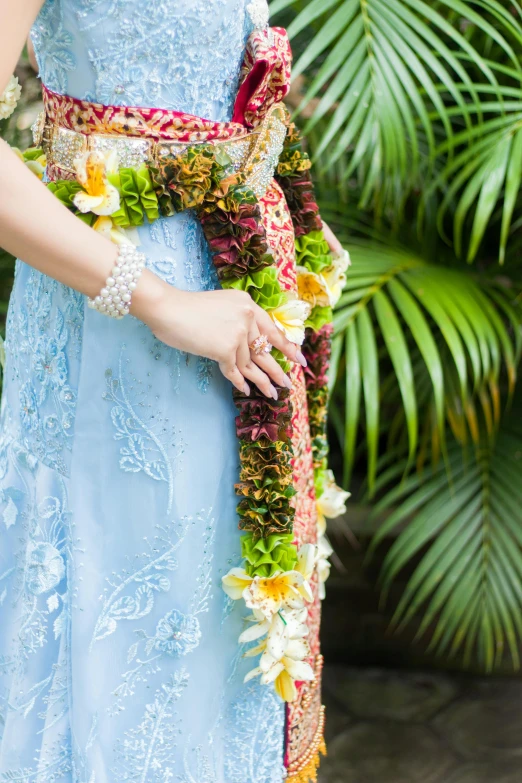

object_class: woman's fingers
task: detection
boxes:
[218,358,249,395]
[236,337,278,399]
[252,350,293,390]
[215,292,308,395]
[255,306,307,368]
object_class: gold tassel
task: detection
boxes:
[285,740,326,783]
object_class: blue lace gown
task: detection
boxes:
[0,1,287,780]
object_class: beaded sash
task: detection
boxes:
[35,87,288,201]
[28,25,335,783]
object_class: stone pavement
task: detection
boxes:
[319,666,522,782]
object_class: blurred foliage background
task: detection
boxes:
[2,1,522,672]
[272,0,522,672]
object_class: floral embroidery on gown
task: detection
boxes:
[0,1,288,781]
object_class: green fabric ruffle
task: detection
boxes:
[223,266,286,310]
[241,532,298,577]
[109,165,159,227]
[306,305,333,332]
[296,230,331,274]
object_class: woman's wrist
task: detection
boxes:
[129,267,181,329]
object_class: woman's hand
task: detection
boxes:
[134,277,305,398]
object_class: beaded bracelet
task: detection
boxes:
[88,244,146,319]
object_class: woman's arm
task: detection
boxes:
[0,0,301,397]
[322,219,344,256]
[0,0,43,86]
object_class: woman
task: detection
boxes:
[0,0,348,780]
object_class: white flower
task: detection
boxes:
[246,0,270,30]
[243,568,312,618]
[92,216,140,247]
[331,247,351,272]
[316,534,334,600]
[221,567,253,601]
[321,264,347,307]
[321,248,351,307]
[297,247,351,310]
[222,544,316,619]
[0,75,21,121]
[269,294,311,345]
[296,543,316,582]
[316,469,351,536]
[72,150,121,216]
[244,609,314,702]
[317,470,350,536]
[222,568,310,619]
[222,545,316,703]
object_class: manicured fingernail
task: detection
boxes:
[296,349,307,368]
[282,375,292,390]
[243,382,250,396]
[269,385,278,400]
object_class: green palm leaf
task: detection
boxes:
[370,429,522,671]
[330,242,520,491]
[272,0,521,212]
[431,96,522,264]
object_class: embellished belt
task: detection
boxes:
[33,87,288,200]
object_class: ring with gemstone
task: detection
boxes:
[250,334,273,356]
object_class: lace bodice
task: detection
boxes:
[31,0,270,121]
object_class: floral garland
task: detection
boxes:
[17,124,350,703]
[275,122,351,592]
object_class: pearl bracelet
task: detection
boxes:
[88,244,146,319]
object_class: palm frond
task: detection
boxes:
[273,0,522,214]
[330,241,521,493]
[424,73,522,264]
[368,428,522,671]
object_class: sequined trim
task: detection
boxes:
[42,98,288,201]
[285,655,326,780]
[285,736,326,783]
[246,0,270,30]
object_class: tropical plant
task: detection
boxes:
[272,0,522,669]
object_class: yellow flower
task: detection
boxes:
[92,216,140,247]
[244,609,314,702]
[72,150,121,216]
[316,469,351,536]
[0,75,21,121]
[316,534,334,600]
[269,294,311,345]
[296,266,330,309]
